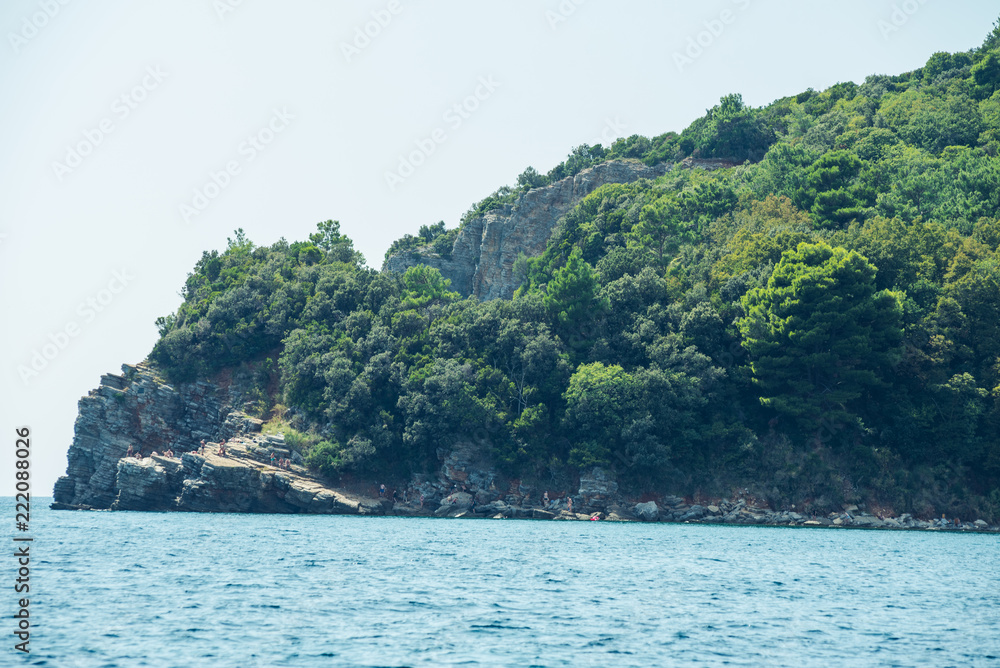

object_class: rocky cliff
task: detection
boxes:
[383,158,740,299]
[384,160,671,299]
[51,362,393,514]
[52,363,228,509]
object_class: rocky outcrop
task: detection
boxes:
[634,501,659,522]
[384,160,678,300]
[50,362,390,515]
[57,430,390,515]
[52,363,232,509]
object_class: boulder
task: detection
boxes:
[434,492,472,517]
[440,491,473,509]
[477,500,509,516]
[852,516,883,528]
[678,505,707,521]
[112,458,171,511]
[634,501,659,522]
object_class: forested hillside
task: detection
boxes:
[150,22,1000,521]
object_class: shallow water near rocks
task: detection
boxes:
[14,498,1000,667]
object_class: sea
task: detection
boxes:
[5,498,999,667]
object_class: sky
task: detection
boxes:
[2,0,998,497]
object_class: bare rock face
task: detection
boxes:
[578,467,619,497]
[52,363,229,509]
[634,501,659,522]
[51,362,390,515]
[384,160,673,300]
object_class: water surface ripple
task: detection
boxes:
[17,501,1000,666]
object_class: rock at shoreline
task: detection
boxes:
[634,501,659,522]
[434,492,473,516]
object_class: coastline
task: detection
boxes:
[50,436,999,534]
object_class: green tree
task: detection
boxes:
[562,362,642,468]
[690,93,777,162]
[630,195,686,264]
[972,48,1000,99]
[543,247,606,328]
[309,220,363,264]
[738,242,903,435]
[401,265,460,309]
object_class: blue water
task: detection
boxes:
[5,499,999,666]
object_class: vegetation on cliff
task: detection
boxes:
[150,22,1000,521]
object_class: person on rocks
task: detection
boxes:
[199,440,205,455]
[126,445,134,458]
[379,483,386,498]
[392,488,399,504]
[543,491,550,507]
[151,450,159,457]
[567,497,573,513]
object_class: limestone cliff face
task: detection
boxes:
[50,363,391,515]
[52,363,230,509]
[384,160,673,300]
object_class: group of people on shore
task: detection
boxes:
[377,484,410,504]
[270,453,292,470]
[125,444,176,459]
[197,439,228,456]
[124,439,297,471]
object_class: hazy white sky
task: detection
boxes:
[2,0,997,496]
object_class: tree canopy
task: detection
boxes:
[148,21,1000,521]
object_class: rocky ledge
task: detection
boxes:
[53,436,390,515]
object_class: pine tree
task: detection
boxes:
[738,241,903,435]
